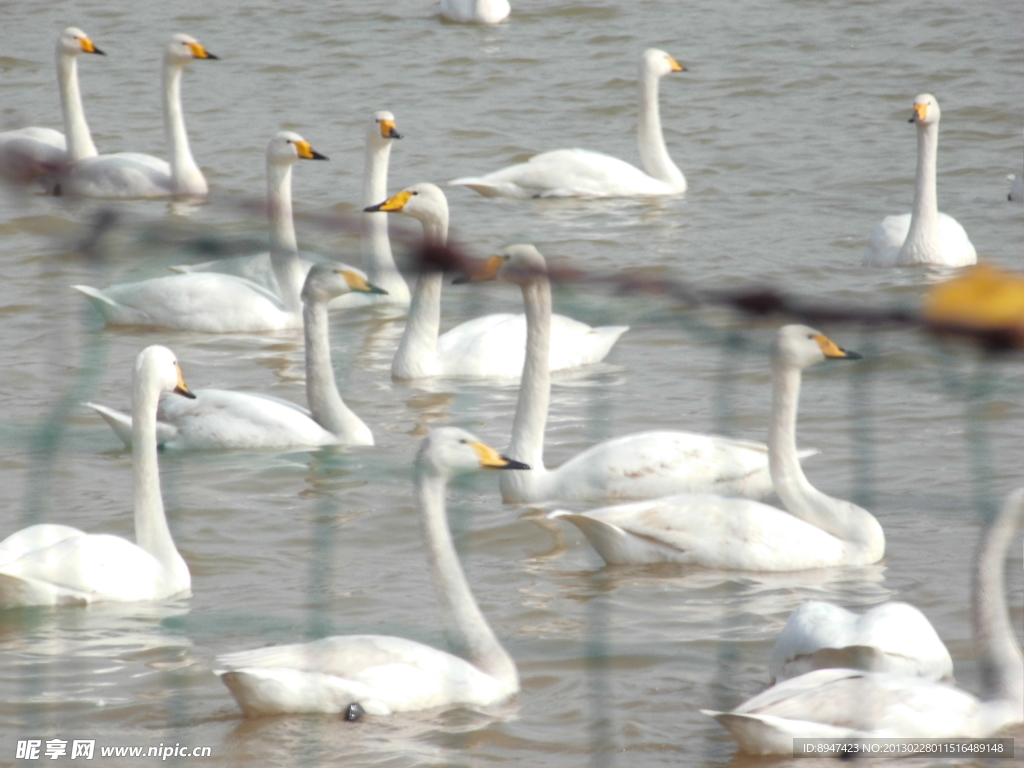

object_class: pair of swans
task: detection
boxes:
[864,94,977,267]
[215,427,529,717]
[450,49,686,198]
[365,183,627,379]
[440,0,510,24]
[707,488,1024,752]
[87,263,383,450]
[0,346,193,607]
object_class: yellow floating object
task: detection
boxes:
[923,264,1024,346]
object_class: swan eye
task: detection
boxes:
[459,439,467,444]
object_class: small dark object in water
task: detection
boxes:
[345,702,365,722]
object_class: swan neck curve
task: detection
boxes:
[162,59,205,195]
[57,48,97,162]
[303,300,369,441]
[900,120,939,259]
[361,136,408,302]
[267,161,303,314]
[391,210,448,378]
[637,66,684,189]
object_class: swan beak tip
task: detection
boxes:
[814,333,861,360]
[842,350,863,360]
[91,47,106,56]
[204,52,220,60]
[174,385,196,399]
[499,456,531,470]
[363,202,383,212]
[310,150,328,160]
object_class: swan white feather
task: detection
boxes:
[440,0,510,24]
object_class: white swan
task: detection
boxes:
[0,28,104,188]
[440,0,510,24]
[86,264,383,450]
[214,427,529,717]
[449,49,686,198]
[863,94,977,267]
[365,184,627,379]
[768,600,953,684]
[1008,172,1023,202]
[73,132,329,333]
[0,346,193,607]
[170,111,411,307]
[703,487,1024,753]
[59,33,216,199]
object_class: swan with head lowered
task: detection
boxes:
[73,132,329,333]
[0,346,193,607]
[863,94,976,267]
[440,0,510,24]
[86,263,383,450]
[59,33,216,199]
[366,184,627,379]
[703,487,1024,753]
[214,427,529,717]
[0,27,104,189]
[449,49,686,198]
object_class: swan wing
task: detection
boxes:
[87,402,179,447]
[440,0,510,24]
[931,213,977,265]
[0,128,68,183]
[64,152,172,198]
[864,213,910,267]
[0,524,85,567]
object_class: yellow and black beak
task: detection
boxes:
[295,140,328,161]
[341,269,388,295]
[469,441,530,470]
[813,333,861,360]
[452,254,505,285]
[81,37,105,55]
[379,119,402,140]
[909,102,927,123]
[365,189,412,213]
[173,363,197,399]
[667,55,685,72]
[189,42,219,60]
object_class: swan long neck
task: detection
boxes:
[415,470,518,688]
[901,121,939,259]
[637,67,684,188]
[391,212,448,378]
[267,161,304,314]
[303,300,368,440]
[361,138,407,300]
[161,59,205,195]
[57,50,97,162]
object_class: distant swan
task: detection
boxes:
[73,132,328,332]
[703,488,1024,753]
[0,346,193,607]
[440,0,510,24]
[60,33,217,199]
[365,183,627,379]
[449,49,686,198]
[86,263,383,449]
[0,27,104,187]
[863,94,976,267]
[215,427,529,717]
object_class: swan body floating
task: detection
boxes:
[449,49,686,198]
[547,325,877,561]
[704,488,1024,753]
[1008,172,1023,202]
[768,600,953,684]
[73,132,328,332]
[366,184,627,379]
[0,346,193,607]
[440,0,510,24]
[0,28,104,188]
[864,94,977,267]
[87,263,383,450]
[59,34,216,199]
[171,112,411,308]
[215,427,529,717]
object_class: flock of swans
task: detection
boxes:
[0,15,1019,759]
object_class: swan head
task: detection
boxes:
[370,110,402,142]
[165,33,218,65]
[416,427,529,478]
[909,93,940,126]
[301,262,387,304]
[455,243,548,286]
[642,48,685,78]
[364,182,447,222]
[772,324,861,371]
[134,346,196,399]
[59,27,104,57]
[268,131,328,164]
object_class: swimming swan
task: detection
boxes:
[73,132,328,332]
[86,263,383,449]
[214,427,529,716]
[440,0,510,24]
[863,94,977,267]
[0,28,104,188]
[0,346,194,607]
[365,184,627,379]
[449,49,686,198]
[60,33,216,199]
[768,600,953,684]
[703,487,1024,753]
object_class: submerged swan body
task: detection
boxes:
[215,427,529,716]
[864,94,976,267]
[73,132,327,332]
[704,488,1024,753]
[0,346,193,607]
[440,0,510,24]
[450,49,686,198]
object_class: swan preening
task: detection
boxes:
[87,263,383,449]
[215,427,528,717]
[449,49,686,198]
[74,132,329,332]
[365,184,627,379]
[705,488,1024,753]
[863,94,977,267]
[0,28,104,188]
[0,346,192,607]
[546,324,877,564]
[440,0,510,24]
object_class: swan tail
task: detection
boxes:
[702,710,862,755]
[167,264,191,274]
[587,325,630,363]
[0,572,90,609]
[797,448,820,460]
[447,177,506,198]
[72,284,118,309]
[547,510,665,565]
[85,402,135,447]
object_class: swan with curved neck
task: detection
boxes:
[86,264,383,449]
[215,427,529,717]
[449,49,686,198]
[864,94,976,267]
[440,0,510,24]
[704,487,1024,753]
[0,28,104,187]
[365,184,627,379]
[73,132,328,332]
[0,346,193,606]
[60,34,216,199]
